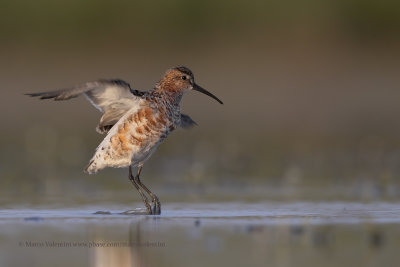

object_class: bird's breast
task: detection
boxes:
[109,105,175,158]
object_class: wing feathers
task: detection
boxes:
[96,107,131,134]
[26,79,134,106]
[27,79,142,134]
[180,114,197,129]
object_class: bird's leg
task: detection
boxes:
[121,166,152,215]
[135,165,161,215]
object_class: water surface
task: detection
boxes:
[1,202,399,267]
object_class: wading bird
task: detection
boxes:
[26,66,223,215]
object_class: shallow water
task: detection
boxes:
[1,202,400,267]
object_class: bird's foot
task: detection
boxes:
[121,203,160,215]
[120,207,152,215]
[151,197,161,215]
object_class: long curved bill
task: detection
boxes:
[193,83,223,104]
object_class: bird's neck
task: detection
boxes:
[153,87,184,108]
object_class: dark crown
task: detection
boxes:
[174,66,193,77]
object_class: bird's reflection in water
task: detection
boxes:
[89,218,151,267]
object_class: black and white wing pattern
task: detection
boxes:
[26,79,143,134]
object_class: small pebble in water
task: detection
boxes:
[94,211,111,215]
[24,217,44,222]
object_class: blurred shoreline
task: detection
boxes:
[1,0,400,203]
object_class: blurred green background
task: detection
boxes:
[1,0,400,204]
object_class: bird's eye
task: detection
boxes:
[181,76,187,80]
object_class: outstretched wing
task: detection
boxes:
[26,79,143,134]
[180,114,197,129]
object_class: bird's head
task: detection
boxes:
[157,66,223,104]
